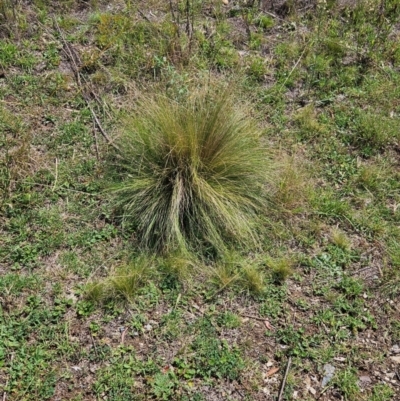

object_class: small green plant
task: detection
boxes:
[110,89,268,255]
[216,311,241,329]
[335,367,360,401]
[270,155,311,213]
[256,15,275,30]
[368,383,395,401]
[174,318,245,381]
[151,371,177,400]
[381,239,400,299]
[294,104,327,139]
[158,253,195,288]
[247,56,267,81]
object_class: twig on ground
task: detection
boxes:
[210,274,241,298]
[240,313,270,322]
[92,117,100,160]
[317,383,334,400]
[277,356,292,401]
[84,96,118,149]
[89,332,99,358]
[121,327,128,345]
[279,46,307,90]
[53,18,119,151]
[52,157,58,192]
[264,10,282,20]
[239,313,275,330]
[174,293,181,310]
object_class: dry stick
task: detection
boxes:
[92,117,100,160]
[54,18,81,86]
[263,10,282,20]
[277,356,292,401]
[52,157,58,192]
[211,274,241,298]
[53,18,119,150]
[121,327,129,345]
[240,313,271,322]
[279,46,307,90]
[89,332,99,358]
[317,383,334,400]
[84,97,117,148]
[169,0,180,38]
[90,89,112,120]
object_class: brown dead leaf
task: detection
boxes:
[266,367,280,377]
[264,320,274,330]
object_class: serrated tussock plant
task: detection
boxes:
[110,90,269,255]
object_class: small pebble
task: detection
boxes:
[391,344,400,354]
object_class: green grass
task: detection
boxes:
[0,0,400,400]
[109,89,269,255]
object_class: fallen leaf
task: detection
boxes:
[359,375,371,383]
[321,363,335,387]
[333,357,346,362]
[390,356,400,364]
[264,320,274,330]
[266,367,280,377]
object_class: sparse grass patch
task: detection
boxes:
[294,104,328,140]
[343,109,400,156]
[270,154,313,214]
[368,383,395,401]
[173,317,245,381]
[85,257,155,304]
[334,366,360,401]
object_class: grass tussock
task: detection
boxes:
[110,89,269,255]
[86,258,154,304]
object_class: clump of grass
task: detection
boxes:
[209,254,242,293]
[110,89,269,255]
[240,264,265,295]
[158,253,195,288]
[294,104,327,139]
[265,256,294,283]
[330,227,351,251]
[86,258,154,304]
